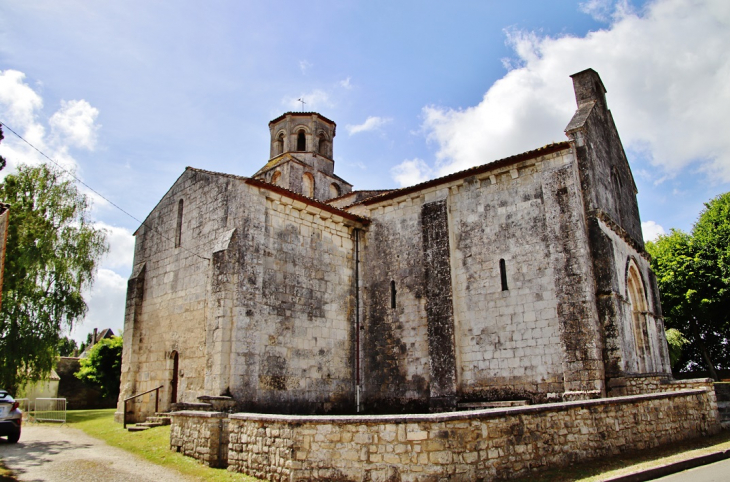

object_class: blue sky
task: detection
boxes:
[1,0,729,341]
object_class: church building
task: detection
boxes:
[116,69,671,422]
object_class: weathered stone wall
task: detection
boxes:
[225,389,720,481]
[170,411,229,468]
[231,186,361,414]
[360,146,605,410]
[118,169,250,422]
[608,375,715,398]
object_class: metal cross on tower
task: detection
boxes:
[297,98,306,112]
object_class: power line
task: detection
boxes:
[0,120,210,261]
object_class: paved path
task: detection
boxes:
[653,457,730,482]
[0,424,195,482]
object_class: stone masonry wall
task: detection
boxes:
[118,169,251,422]
[225,389,720,481]
[229,186,362,414]
[360,147,604,409]
[170,411,229,468]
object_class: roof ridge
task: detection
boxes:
[359,142,570,206]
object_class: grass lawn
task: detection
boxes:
[65,409,259,482]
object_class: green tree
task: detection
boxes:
[75,335,123,399]
[647,192,730,379]
[664,328,689,368]
[0,164,108,392]
[57,336,78,357]
[0,126,7,171]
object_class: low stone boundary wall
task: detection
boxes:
[169,411,229,468]
[226,389,720,481]
[609,375,715,397]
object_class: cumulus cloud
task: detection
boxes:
[414,0,730,185]
[95,222,135,271]
[49,99,100,150]
[391,158,434,187]
[73,268,128,342]
[346,116,392,135]
[0,69,101,173]
[642,220,666,242]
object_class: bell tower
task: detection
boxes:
[252,112,352,202]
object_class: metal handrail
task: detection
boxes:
[123,385,163,429]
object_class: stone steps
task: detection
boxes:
[127,413,172,432]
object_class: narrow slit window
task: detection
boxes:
[175,199,184,248]
[499,259,508,291]
[390,280,396,309]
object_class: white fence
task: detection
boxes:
[17,398,67,423]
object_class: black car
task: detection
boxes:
[0,389,21,443]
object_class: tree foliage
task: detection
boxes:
[646,192,730,379]
[75,335,123,399]
[57,336,78,357]
[664,328,689,368]
[0,126,7,172]
[0,164,108,391]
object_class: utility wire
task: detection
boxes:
[0,120,210,261]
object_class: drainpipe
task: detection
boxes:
[355,228,361,413]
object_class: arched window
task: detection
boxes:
[297,130,306,151]
[175,199,184,248]
[499,259,508,291]
[329,183,341,199]
[276,133,285,155]
[390,280,396,309]
[318,135,328,156]
[271,170,281,186]
[627,261,651,371]
[302,172,314,197]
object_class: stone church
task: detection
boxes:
[116,69,671,422]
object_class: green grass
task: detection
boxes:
[65,409,259,482]
[64,410,729,482]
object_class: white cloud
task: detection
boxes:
[642,220,666,242]
[282,89,332,111]
[73,268,127,343]
[0,70,43,130]
[49,99,100,150]
[579,0,633,22]
[299,60,313,75]
[340,77,352,89]
[346,116,392,135]
[95,222,135,272]
[391,158,434,187]
[0,69,101,174]
[419,0,730,183]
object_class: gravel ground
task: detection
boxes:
[0,424,195,482]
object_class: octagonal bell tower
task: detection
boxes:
[253,112,351,202]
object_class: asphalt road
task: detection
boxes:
[652,457,730,482]
[0,424,194,482]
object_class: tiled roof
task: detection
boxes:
[269,112,336,127]
[245,177,370,225]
